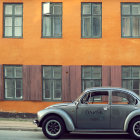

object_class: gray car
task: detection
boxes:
[34,87,140,139]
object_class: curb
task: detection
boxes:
[0,127,41,131]
[0,119,42,132]
[0,112,36,119]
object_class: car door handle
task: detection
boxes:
[103,106,109,110]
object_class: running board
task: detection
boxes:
[71,129,128,134]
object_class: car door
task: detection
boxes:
[76,90,111,129]
[110,90,137,129]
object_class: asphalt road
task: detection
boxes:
[0,130,135,140]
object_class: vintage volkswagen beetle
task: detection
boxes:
[34,87,140,139]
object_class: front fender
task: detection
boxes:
[37,108,75,131]
[124,109,140,131]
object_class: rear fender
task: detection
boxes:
[124,110,140,131]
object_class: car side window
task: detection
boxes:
[81,91,109,104]
[112,91,136,105]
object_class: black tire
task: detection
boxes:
[129,118,140,140]
[42,115,66,139]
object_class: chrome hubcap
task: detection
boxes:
[133,121,140,137]
[46,120,61,136]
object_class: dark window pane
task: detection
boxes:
[16,67,22,78]
[92,80,101,87]
[132,16,140,37]
[5,27,12,37]
[5,79,15,98]
[54,90,61,99]
[122,67,131,78]
[15,17,22,26]
[53,80,61,99]
[53,17,62,37]
[43,80,51,99]
[122,4,130,15]
[14,27,22,37]
[132,67,140,78]
[16,89,22,98]
[44,90,51,99]
[82,16,91,37]
[54,80,61,90]
[92,4,101,15]
[43,80,51,90]
[82,3,91,15]
[92,16,101,37]
[132,5,140,15]
[16,79,22,89]
[122,16,131,37]
[5,79,15,89]
[133,80,140,90]
[43,66,51,79]
[92,67,101,79]
[5,5,13,15]
[5,88,14,98]
[53,67,61,79]
[83,80,101,89]
[83,80,92,90]
[122,80,132,90]
[53,4,61,15]
[5,66,14,78]
[15,5,22,15]
[82,67,91,79]
[43,17,51,37]
[5,17,12,26]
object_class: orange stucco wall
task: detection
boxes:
[0,0,140,66]
[0,101,64,113]
[0,0,140,113]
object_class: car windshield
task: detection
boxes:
[75,91,85,102]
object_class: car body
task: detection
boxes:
[34,87,140,139]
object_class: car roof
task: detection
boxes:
[84,87,140,100]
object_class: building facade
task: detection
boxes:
[0,0,140,113]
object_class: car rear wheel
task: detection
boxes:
[42,115,65,139]
[129,118,140,139]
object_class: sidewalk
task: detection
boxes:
[0,118,41,131]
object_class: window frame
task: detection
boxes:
[122,66,140,95]
[81,66,102,91]
[80,91,109,104]
[4,65,23,100]
[42,65,62,101]
[42,2,62,38]
[81,2,102,38]
[121,3,140,38]
[3,3,23,38]
[111,90,137,105]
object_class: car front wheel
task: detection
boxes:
[42,116,65,139]
[129,118,140,139]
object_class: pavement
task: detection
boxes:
[0,118,41,131]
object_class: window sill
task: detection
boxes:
[81,37,102,39]
[3,37,23,39]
